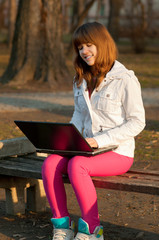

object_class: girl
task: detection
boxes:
[42,22,145,240]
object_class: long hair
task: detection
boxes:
[72,22,118,88]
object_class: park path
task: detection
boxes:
[0,88,159,112]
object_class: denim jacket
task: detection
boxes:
[70,60,145,157]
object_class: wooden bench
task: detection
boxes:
[0,137,159,215]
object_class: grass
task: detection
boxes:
[118,53,159,88]
[117,40,159,88]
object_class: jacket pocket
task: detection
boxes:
[74,90,87,111]
[97,91,120,113]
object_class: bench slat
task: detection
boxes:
[0,162,42,179]
[91,176,159,195]
[0,156,44,165]
[118,172,159,181]
[128,169,159,176]
[0,160,43,171]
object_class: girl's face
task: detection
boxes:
[78,43,97,66]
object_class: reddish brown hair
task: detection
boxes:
[72,22,118,87]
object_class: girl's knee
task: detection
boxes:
[68,156,88,176]
[42,154,67,176]
[42,154,56,174]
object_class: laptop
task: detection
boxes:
[14,120,118,156]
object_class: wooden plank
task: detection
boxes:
[0,156,45,166]
[128,169,159,176]
[91,176,159,195]
[0,160,43,171]
[0,163,42,179]
[0,137,36,158]
[117,172,159,181]
[0,154,45,178]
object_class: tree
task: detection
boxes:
[70,0,96,34]
[8,0,17,49]
[107,0,124,42]
[129,0,148,53]
[0,0,70,90]
[67,0,96,55]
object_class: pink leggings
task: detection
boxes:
[42,151,133,233]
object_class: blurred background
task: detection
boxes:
[0,0,159,90]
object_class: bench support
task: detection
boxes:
[26,179,46,212]
[5,184,25,215]
[0,176,46,215]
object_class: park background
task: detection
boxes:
[0,0,159,240]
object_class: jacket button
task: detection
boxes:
[106,94,110,97]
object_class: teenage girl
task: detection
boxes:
[42,22,145,240]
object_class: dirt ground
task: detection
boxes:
[0,92,159,239]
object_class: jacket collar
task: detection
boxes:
[79,60,128,92]
[106,60,127,80]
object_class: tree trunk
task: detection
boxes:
[70,0,87,30]
[67,0,96,55]
[0,0,70,90]
[8,0,17,49]
[70,0,96,34]
[107,0,124,41]
[129,0,147,53]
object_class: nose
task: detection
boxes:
[81,46,88,54]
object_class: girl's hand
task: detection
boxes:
[85,138,98,148]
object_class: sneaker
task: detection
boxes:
[51,216,75,240]
[74,218,104,240]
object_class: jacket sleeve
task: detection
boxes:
[94,73,146,148]
[70,84,84,134]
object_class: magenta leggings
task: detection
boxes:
[42,151,133,233]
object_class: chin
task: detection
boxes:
[87,61,95,66]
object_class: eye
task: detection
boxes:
[78,45,83,50]
[87,43,92,47]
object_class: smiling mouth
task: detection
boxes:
[85,55,93,60]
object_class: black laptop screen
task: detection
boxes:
[14,121,92,152]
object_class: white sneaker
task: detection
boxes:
[51,216,75,240]
[74,218,104,240]
[53,228,74,240]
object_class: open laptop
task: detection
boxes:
[14,120,118,156]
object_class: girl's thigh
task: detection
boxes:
[70,151,133,177]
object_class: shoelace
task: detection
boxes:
[53,229,67,240]
[75,233,90,240]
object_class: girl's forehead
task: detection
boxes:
[75,38,90,46]
[78,42,92,46]
[74,30,94,46]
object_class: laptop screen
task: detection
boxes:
[14,121,93,153]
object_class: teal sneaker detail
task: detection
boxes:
[51,217,75,240]
[78,218,90,235]
[74,218,104,240]
[51,216,70,229]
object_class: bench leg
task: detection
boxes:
[27,179,46,212]
[5,186,25,215]
[0,176,46,215]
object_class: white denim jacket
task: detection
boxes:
[70,60,145,157]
